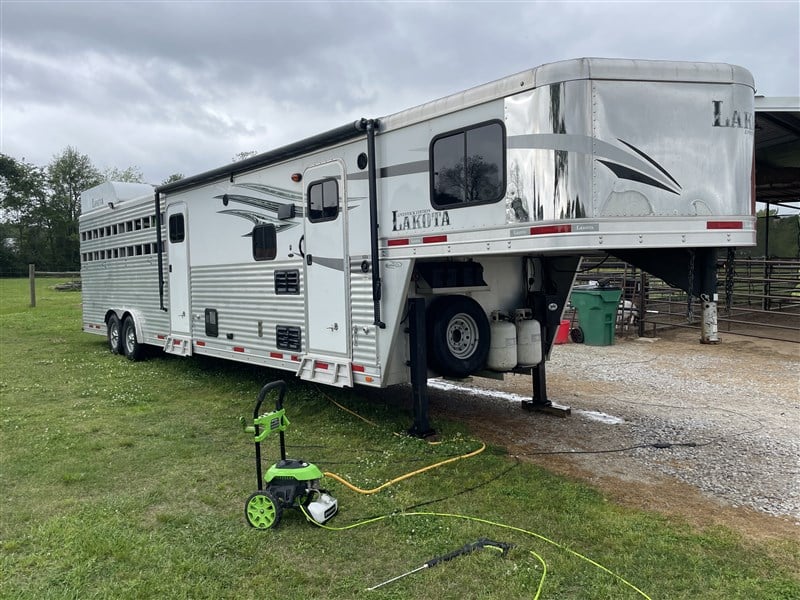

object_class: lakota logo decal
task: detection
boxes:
[392,209,450,232]
[712,100,753,131]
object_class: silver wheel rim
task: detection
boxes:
[446,312,479,359]
[110,322,120,349]
[125,326,136,353]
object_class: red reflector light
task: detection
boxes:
[707,221,743,230]
[316,362,329,370]
[195,341,206,347]
[269,352,283,359]
[157,335,166,340]
[530,224,572,235]
[422,235,447,244]
[352,364,365,373]
[233,346,245,353]
[387,238,409,246]
[172,339,182,345]
[290,355,299,362]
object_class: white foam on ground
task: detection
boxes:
[428,379,625,424]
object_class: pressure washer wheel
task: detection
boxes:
[245,490,282,529]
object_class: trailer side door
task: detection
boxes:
[166,202,190,336]
[302,161,350,357]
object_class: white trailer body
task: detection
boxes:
[80,58,755,401]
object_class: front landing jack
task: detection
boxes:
[520,360,571,418]
[407,298,437,440]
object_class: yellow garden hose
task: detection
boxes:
[323,442,486,495]
[300,508,651,600]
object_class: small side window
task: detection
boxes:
[168,214,185,243]
[252,223,277,261]
[307,178,339,223]
[430,121,506,209]
[205,308,219,337]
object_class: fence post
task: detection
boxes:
[29,264,36,308]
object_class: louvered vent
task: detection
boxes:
[275,269,300,295]
[276,326,301,351]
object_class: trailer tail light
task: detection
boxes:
[530,224,572,235]
[269,351,283,359]
[751,149,756,216]
[706,221,743,230]
[422,235,447,244]
[352,364,365,373]
[387,235,447,247]
[195,340,206,347]
[233,346,245,353]
[315,361,329,370]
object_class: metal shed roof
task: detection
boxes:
[755,96,800,210]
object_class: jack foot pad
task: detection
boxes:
[521,401,571,418]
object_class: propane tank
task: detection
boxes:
[514,309,542,367]
[488,311,517,371]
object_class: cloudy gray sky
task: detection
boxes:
[2,1,798,184]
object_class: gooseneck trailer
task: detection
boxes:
[80,58,756,433]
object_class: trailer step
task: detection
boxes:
[296,356,353,388]
[163,335,193,357]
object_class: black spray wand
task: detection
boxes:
[367,538,514,591]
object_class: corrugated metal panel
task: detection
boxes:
[80,196,169,342]
[349,264,378,366]
[190,261,306,355]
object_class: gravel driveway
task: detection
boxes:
[421,329,799,539]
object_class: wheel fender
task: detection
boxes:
[104,309,122,325]
[120,309,147,343]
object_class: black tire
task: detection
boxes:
[245,490,282,529]
[121,316,143,361]
[107,314,122,355]
[427,295,490,378]
[570,327,585,344]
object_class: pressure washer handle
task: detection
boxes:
[426,538,513,568]
[254,380,287,418]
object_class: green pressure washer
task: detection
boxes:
[240,380,337,529]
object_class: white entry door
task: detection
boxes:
[166,202,190,335]
[303,161,349,357]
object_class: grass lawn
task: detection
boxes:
[1,277,798,599]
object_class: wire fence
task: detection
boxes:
[571,256,799,343]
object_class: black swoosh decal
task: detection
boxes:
[596,161,680,195]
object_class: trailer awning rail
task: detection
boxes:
[156,119,370,195]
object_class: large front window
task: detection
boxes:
[431,121,506,208]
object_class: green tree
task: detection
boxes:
[45,147,103,269]
[161,173,184,185]
[103,165,145,183]
[0,154,48,273]
[232,151,257,162]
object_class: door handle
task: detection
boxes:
[306,254,313,266]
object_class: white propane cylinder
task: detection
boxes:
[515,309,542,367]
[488,311,517,371]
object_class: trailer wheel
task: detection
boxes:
[122,316,143,361]
[107,314,122,355]
[427,295,490,378]
[245,490,282,529]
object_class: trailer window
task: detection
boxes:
[252,223,277,261]
[307,178,339,222]
[168,214,185,243]
[430,120,505,209]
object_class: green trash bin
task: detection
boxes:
[569,286,622,346]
